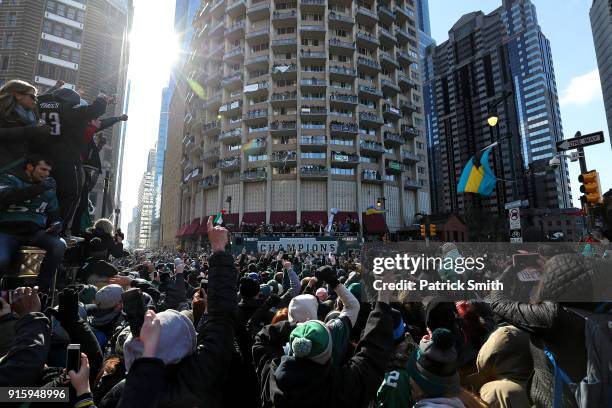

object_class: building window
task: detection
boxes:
[1,56,9,70]
[2,33,13,49]
[7,12,16,26]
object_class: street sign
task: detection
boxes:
[504,199,529,210]
[510,229,523,243]
[508,208,521,230]
[556,131,605,152]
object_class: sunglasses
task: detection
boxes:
[20,93,37,100]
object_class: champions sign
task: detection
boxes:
[257,238,338,253]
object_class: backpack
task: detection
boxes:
[545,304,612,408]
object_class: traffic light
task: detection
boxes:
[429,224,436,237]
[420,224,426,238]
[578,170,603,206]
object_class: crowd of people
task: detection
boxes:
[239,217,360,236]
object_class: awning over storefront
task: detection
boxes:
[301,211,327,223]
[197,218,208,236]
[270,211,297,224]
[362,213,387,234]
[334,211,358,223]
[242,212,266,224]
[183,218,201,237]
[175,224,188,237]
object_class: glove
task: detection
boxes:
[120,114,128,121]
[40,177,57,191]
[315,265,340,289]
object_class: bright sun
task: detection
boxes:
[128,18,180,84]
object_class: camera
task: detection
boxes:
[548,156,560,169]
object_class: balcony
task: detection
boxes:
[398,73,416,90]
[329,38,355,54]
[219,127,242,143]
[328,11,354,28]
[209,43,224,59]
[203,120,222,136]
[329,65,357,79]
[404,177,422,190]
[300,77,326,89]
[300,0,325,10]
[358,84,383,98]
[383,131,404,146]
[271,38,297,52]
[330,121,358,136]
[221,73,243,89]
[271,63,297,78]
[300,166,328,178]
[241,169,267,182]
[401,149,422,163]
[300,135,327,147]
[329,92,358,107]
[395,5,412,22]
[247,2,270,19]
[219,157,241,171]
[383,104,402,120]
[357,56,381,73]
[381,79,401,96]
[300,106,327,119]
[386,159,404,173]
[378,27,396,48]
[210,0,225,16]
[356,31,379,48]
[272,10,297,23]
[300,49,326,61]
[243,80,269,95]
[202,175,220,189]
[361,169,383,183]
[210,21,224,37]
[401,124,420,137]
[270,150,297,165]
[243,109,268,124]
[300,24,326,36]
[246,26,270,42]
[400,100,419,114]
[360,140,385,155]
[205,94,222,109]
[244,137,267,152]
[379,51,399,70]
[218,100,242,115]
[396,50,414,65]
[271,91,297,106]
[270,120,297,136]
[359,112,384,127]
[245,54,269,68]
[331,152,359,166]
[202,147,220,162]
[377,4,395,24]
[223,47,244,62]
[226,0,246,17]
[396,27,410,45]
[355,5,378,24]
[224,20,245,37]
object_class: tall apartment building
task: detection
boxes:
[431,0,571,218]
[176,0,430,239]
[133,149,156,249]
[590,0,612,149]
[0,0,132,221]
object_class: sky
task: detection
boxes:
[119,0,178,231]
[118,0,611,230]
[429,0,612,207]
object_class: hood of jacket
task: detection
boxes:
[414,397,466,408]
[270,355,331,406]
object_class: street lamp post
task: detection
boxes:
[226,196,232,226]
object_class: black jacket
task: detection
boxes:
[36,95,107,164]
[0,109,48,173]
[253,302,394,408]
[0,312,51,386]
[83,228,126,260]
[490,290,593,408]
[99,251,238,408]
[117,357,165,408]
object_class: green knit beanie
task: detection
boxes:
[289,320,332,365]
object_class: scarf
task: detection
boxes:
[14,104,37,126]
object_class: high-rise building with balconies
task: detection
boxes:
[0,0,133,222]
[175,0,430,240]
[590,0,612,150]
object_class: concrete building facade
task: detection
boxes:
[590,0,612,149]
[176,0,430,239]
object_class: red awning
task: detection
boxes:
[196,218,208,235]
[242,212,266,224]
[301,211,327,224]
[224,213,239,231]
[175,224,187,237]
[334,211,358,223]
[362,213,387,234]
[270,211,297,224]
[183,218,201,236]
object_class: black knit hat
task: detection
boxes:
[239,277,260,299]
[406,328,460,397]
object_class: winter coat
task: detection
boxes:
[117,357,165,408]
[0,109,48,173]
[83,228,126,261]
[98,251,238,408]
[0,312,51,386]
[253,302,394,408]
[490,290,594,408]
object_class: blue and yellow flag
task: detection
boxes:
[457,144,497,196]
[365,205,385,215]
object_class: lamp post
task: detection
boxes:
[226,196,232,226]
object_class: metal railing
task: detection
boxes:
[300,166,328,177]
[329,65,356,76]
[328,12,354,23]
[330,92,358,104]
[329,38,355,49]
[272,10,297,19]
[357,56,381,70]
[359,112,383,123]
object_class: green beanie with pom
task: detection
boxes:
[289,320,332,365]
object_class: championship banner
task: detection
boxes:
[257,237,338,253]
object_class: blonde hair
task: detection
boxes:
[0,79,38,122]
[93,218,114,235]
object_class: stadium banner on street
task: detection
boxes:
[231,236,361,255]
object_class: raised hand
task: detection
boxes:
[207,215,228,252]
[11,286,41,317]
[140,310,161,357]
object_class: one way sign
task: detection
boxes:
[556,131,605,152]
